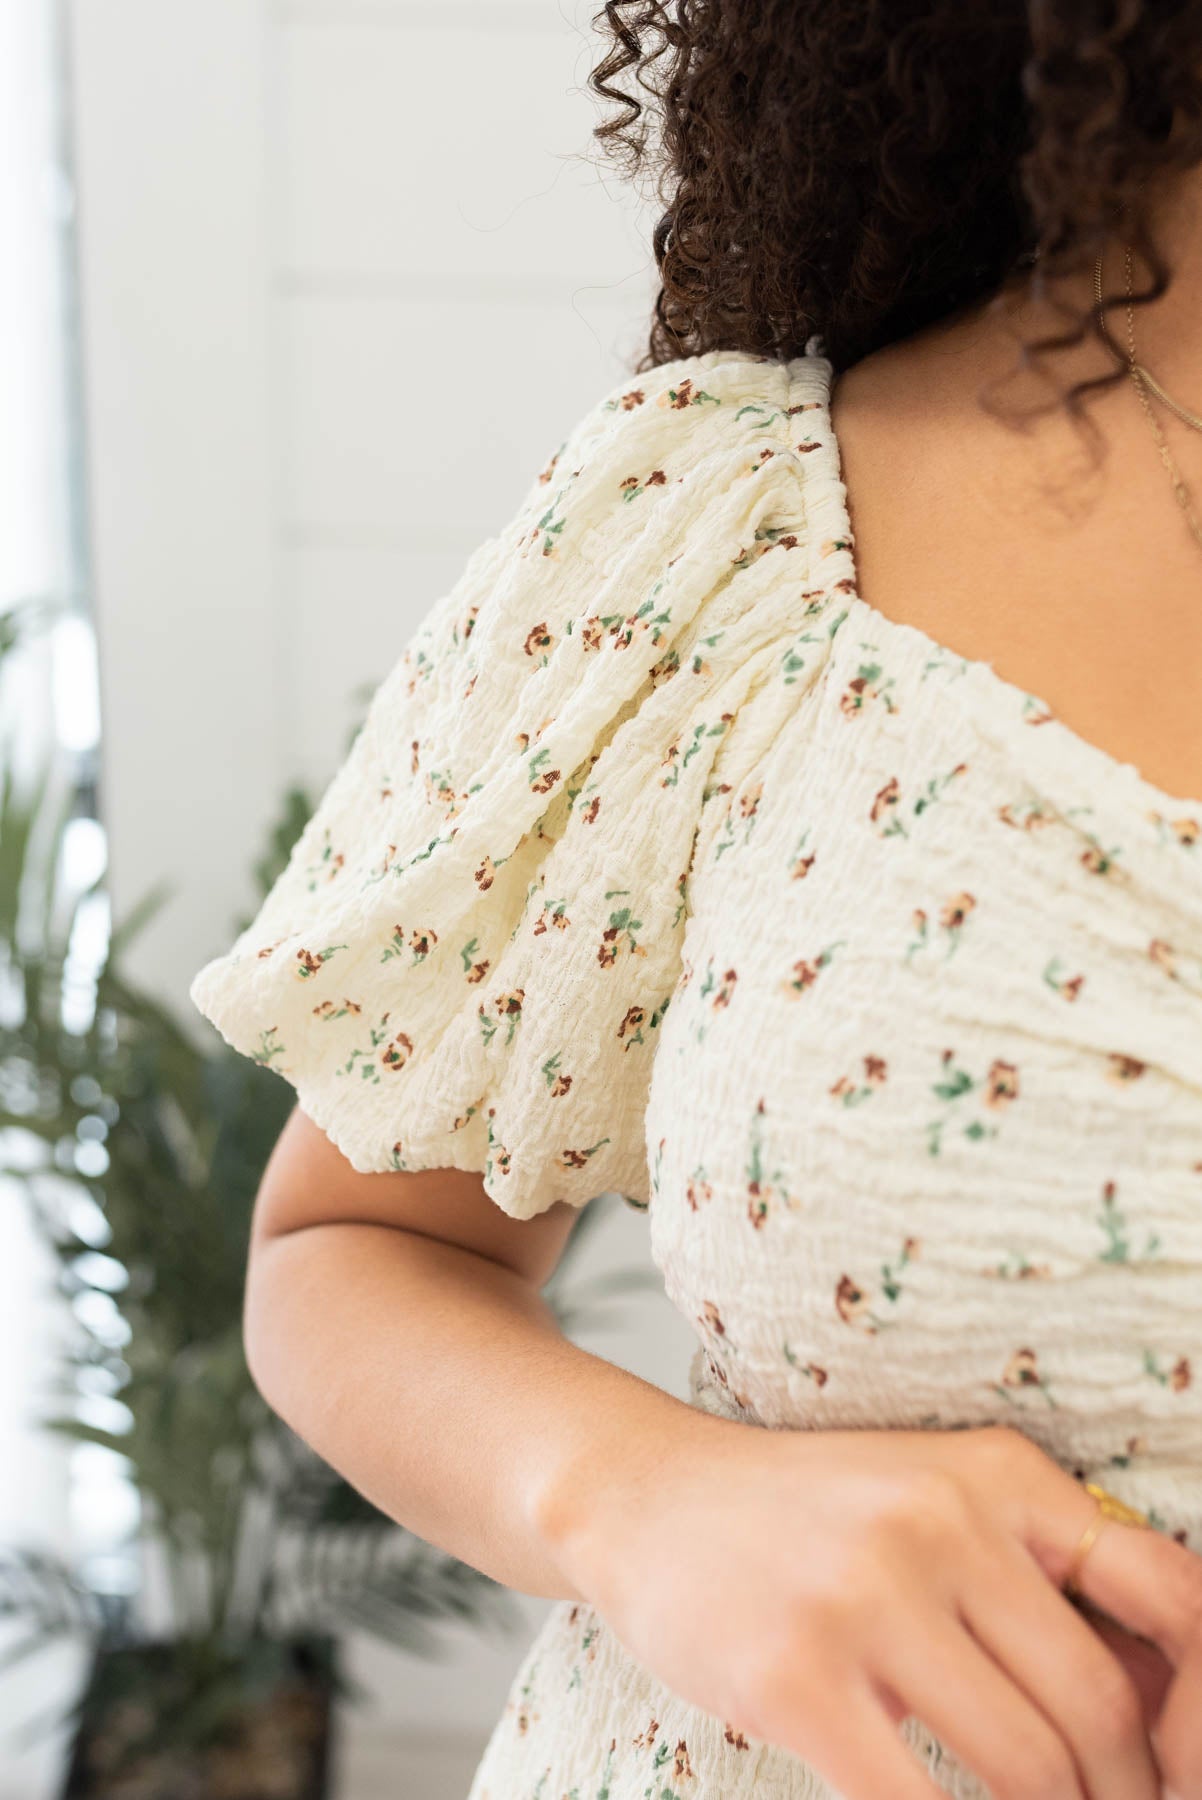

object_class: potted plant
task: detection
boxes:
[0,597,657,1798]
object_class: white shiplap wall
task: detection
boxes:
[70,4,694,1796]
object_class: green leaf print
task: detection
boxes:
[660,378,720,410]
[781,602,847,685]
[1078,831,1123,876]
[478,989,524,1049]
[1042,954,1086,1002]
[782,1340,829,1386]
[1098,1181,1161,1264]
[840,649,897,717]
[660,717,730,788]
[781,940,846,998]
[381,925,437,966]
[294,942,349,978]
[526,745,561,795]
[985,1249,1053,1280]
[596,1737,617,1800]
[458,936,490,983]
[619,468,669,504]
[1148,809,1200,853]
[712,781,762,859]
[250,1026,286,1070]
[991,1346,1058,1409]
[786,824,817,881]
[918,651,969,683]
[1141,1348,1192,1393]
[877,762,969,840]
[535,502,566,556]
[600,889,644,964]
[746,1097,800,1228]
[834,1237,919,1333]
[926,1050,1017,1155]
[331,1010,412,1087]
[905,893,975,961]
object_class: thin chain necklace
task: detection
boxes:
[1092,246,1202,552]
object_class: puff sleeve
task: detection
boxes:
[188,348,818,1217]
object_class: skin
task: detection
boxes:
[245,170,1202,1799]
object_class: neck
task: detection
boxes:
[994,163,1202,398]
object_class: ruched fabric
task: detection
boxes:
[191,341,1202,1800]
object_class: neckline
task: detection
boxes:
[792,339,1202,827]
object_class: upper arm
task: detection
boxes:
[250,1102,581,1290]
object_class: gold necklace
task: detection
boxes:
[1092,246,1202,552]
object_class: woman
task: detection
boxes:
[190,4,1202,1796]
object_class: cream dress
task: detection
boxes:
[190,341,1202,1799]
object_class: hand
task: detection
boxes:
[542,1417,1202,1800]
[1072,1601,1173,1736]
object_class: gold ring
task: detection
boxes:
[1062,1481,1151,1596]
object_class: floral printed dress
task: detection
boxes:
[190,341,1202,1800]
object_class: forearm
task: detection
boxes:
[244,1218,720,1599]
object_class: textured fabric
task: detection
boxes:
[190,341,1202,1799]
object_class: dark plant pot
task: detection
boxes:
[61,1635,336,1800]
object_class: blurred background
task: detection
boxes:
[0,2,697,1795]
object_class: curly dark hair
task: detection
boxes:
[588,1,1202,425]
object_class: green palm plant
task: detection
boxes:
[0,596,657,1785]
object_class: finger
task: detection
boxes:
[1025,1475,1202,1668]
[872,1609,1086,1800]
[960,1532,1161,1800]
[1075,1600,1174,1733]
[778,1670,952,1800]
[1151,1613,1202,1800]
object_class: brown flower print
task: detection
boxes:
[380,1032,414,1072]
[523,621,554,658]
[1106,1052,1146,1083]
[840,658,895,717]
[835,1274,872,1328]
[781,941,844,997]
[1002,1347,1040,1388]
[685,1170,714,1211]
[870,776,900,826]
[984,1060,1019,1107]
[1043,956,1085,1001]
[656,377,718,410]
[745,1096,799,1227]
[620,468,668,503]
[312,997,360,1022]
[1149,938,1178,979]
[532,899,570,936]
[997,797,1056,831]
[783,1340,829,1386]
[1080,842,1119,876]
[941,892,975,931]
[994,1346,1056,1408]
[830,1054,888,1107]
[618,1005,646,1042]
[711,969,738,1009]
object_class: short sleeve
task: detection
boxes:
[189,348,816,1218]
